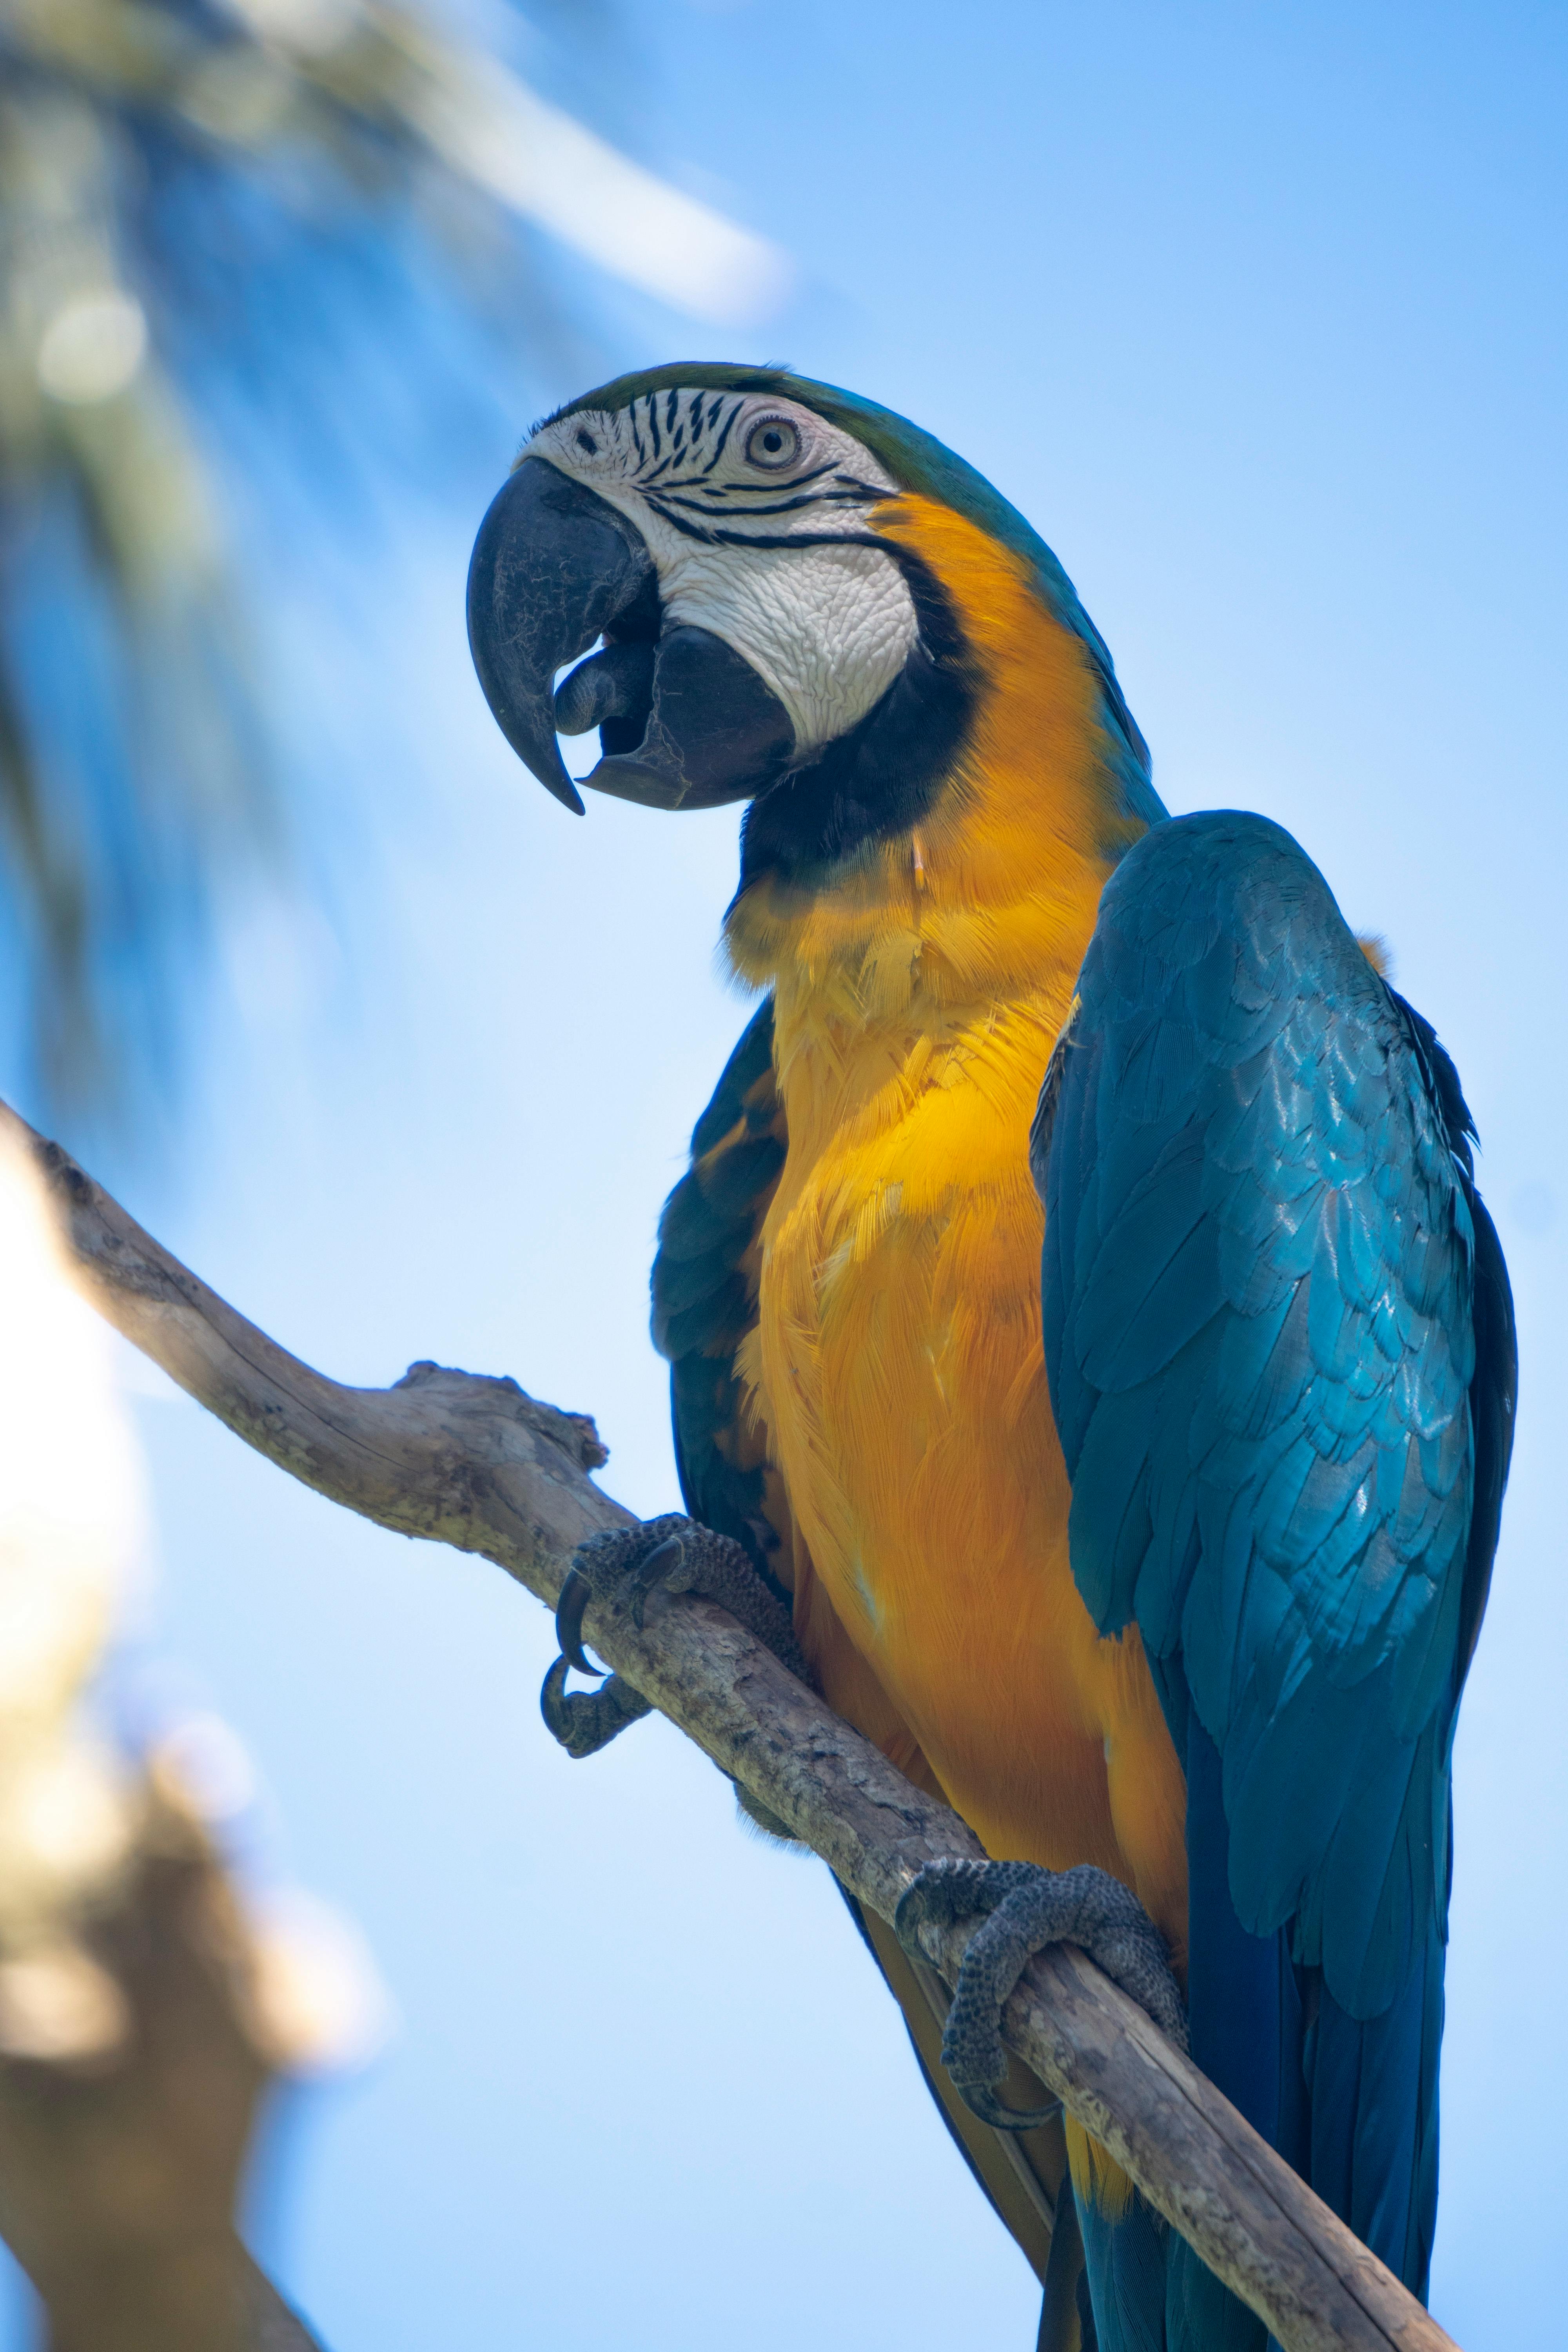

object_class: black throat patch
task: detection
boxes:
[733,542,981,897]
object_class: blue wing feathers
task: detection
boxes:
[1036,809,1515,2314]
[651,1000,789,1585]
[1039,812,1483,2009]
[1455,1181,1515,1681]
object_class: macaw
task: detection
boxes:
[465,366,1516,2352]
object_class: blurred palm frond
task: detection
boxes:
[0,0,784,1122]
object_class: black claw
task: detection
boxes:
[555,1565,604,1677]
[540,1656,653,1758]
[629,1533,686,1630]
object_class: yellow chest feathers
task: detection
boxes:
[723,494,1188,1938]
[745,991,1068,1695]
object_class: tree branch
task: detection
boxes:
[6,1101,1461,2352]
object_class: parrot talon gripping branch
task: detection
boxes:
[466,362,1517,2352]
[544,1514,814,1829]
[895,1857,1191,2135]
[547,1514,807,1709]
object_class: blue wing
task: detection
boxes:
[1036,810,1515,2327]
[650,997,790,1591]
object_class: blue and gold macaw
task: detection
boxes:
[466,367,1516,2351]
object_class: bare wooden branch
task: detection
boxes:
[5,1101,1461,2352]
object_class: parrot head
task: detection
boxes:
[467,364,1158,887]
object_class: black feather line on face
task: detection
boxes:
[700,401,743,473]
[640,505,902,550]
[719,460,840,494]
[734,543,980,894]
[630,462,849,515]
[650,488,880,524]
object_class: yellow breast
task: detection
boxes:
[725,494,1188,1960]
[749,994,1185,1955]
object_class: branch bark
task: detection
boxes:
[7,1102,1461,2352]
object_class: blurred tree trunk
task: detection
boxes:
[0,1801,326,2352]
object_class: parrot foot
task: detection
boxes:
[894,1859,1188,2131]
[539,1515,808,1765]
[538,1659,652,1757]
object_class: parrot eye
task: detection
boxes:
[576,428,599,455]
[744,416,801,471]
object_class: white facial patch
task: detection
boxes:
[523,388,917,755]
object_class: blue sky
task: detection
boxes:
[5,2,1564,2343]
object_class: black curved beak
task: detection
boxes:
[467,459,795,814]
